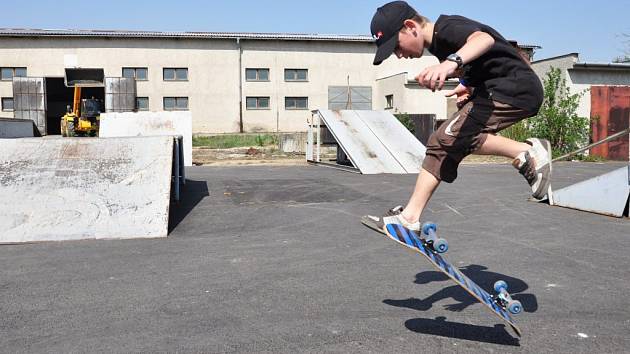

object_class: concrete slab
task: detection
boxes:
[0,136,175,243]
[99,111,193,166]
[0,162,628,352]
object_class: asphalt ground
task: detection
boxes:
[1,162,628,353]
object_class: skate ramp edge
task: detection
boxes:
[312,110,425,174]
[0,136,178,243]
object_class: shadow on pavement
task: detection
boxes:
[384,264,536,344]
[384,264,538,313]
[405,316,520,346]
[168,179,209,232]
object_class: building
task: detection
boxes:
[0,28,451,136]
[531,53,630,160]
[531,53,630,119]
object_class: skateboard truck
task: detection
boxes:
[492,280,522,314]
[421,222,449,254]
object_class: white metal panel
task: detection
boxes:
[328,86,372,110]
[354,110,426,173]
[0,136,174,243]
[316,109,405,174]
[12,77,46,134]
[104,77,136,112]
[99,111,193,166]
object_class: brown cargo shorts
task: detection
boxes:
[422,95,538,183]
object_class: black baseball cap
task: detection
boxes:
[370,1,418,65]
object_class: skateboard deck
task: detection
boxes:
[362,217,522,337]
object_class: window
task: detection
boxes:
[285,97,308,110]
[163,68,188,81]
[1,97,14,111]
[385,94,394,109]
[246,68,269,82]
[246,97,270,110]
[136,97,149,111]
[163,97,189,110]
[1,67,27,81]
[122,67,148,81]
[284,69,308,82]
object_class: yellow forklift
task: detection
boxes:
[60,68,104,137]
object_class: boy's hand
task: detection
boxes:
[444,84,471,108]
[415,61,458,92]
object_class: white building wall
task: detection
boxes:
[532,54,630,119]
[531,54,591,117]
[0,37,241,132]
[240,40,375,132]
[0,35,448,133]
[374,73,406,112]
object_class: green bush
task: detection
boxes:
[500,120,530,144]
[395,113,415,135]
[500,67,590,158]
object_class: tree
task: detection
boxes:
[529,67,590,156]
[501,67,590,158]
[613,33,630,63]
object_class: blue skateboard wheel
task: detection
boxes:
[421,222,437,235]
[433,238,449,253]
[494,280,508,293]
[507,300,522,314]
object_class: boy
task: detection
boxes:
[367,1,551,231]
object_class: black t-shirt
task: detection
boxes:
[427,15,543,113]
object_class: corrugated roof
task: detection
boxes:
[572,62,630,70]
[0,28,374,42]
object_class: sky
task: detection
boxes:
[3,0,630,62]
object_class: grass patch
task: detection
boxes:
[193,134,278,149]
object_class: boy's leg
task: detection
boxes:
[397,96,551,224]
[400,168,440,223]
[400,135,531,223]
[474,134,531,158]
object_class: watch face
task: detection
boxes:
[447,54,462,67]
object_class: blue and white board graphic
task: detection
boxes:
[385,223,522,337]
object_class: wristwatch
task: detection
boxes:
[446,53,464,69]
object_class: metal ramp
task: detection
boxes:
[548,127,629,218]
[0,136,185,243]
[307,110,426,174]
[550,166,629,217]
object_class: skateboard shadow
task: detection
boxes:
[168,179,210,232]
[405,316,520,346]
[384,264,538,313]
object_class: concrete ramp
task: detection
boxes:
[308,110,426,174]
[100,112,193,166]
[0,136,180,243]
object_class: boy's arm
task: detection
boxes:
[416,31,495,91]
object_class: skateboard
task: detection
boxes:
[362,217,523,337]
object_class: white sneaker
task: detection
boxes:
[361,205,420,234]
[512,138,552,199]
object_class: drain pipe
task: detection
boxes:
[237,37,244,133]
